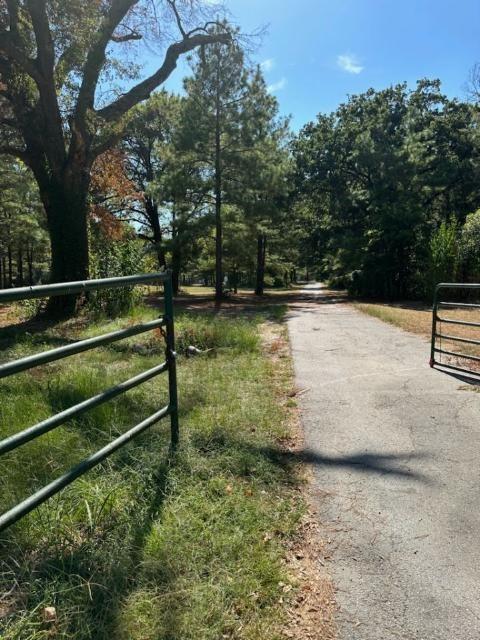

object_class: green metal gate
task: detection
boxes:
[430,282,480,376]
[0,272,178,532]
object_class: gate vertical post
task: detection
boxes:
[430,284,439,367]
[164,273,179,447]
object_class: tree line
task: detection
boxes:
[293,79,480,298]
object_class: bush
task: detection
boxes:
[428,220,459,289]
[89,228,147,317]
[459,210,480,282]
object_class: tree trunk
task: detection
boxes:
[214,59,223,302]
[255,233,267,296]
[146,196,166,269]
[17,246,23,286]
[232,266,238,294]
[7,245,13,287]
[171,236,181,296]
[1,255,6,288]
[39,175,90,315]
[27,245,34,285]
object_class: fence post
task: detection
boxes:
[164,273,179,447]
[430,285,439,367]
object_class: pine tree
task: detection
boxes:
[181,25,249,300]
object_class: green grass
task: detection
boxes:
[0,304,302,639]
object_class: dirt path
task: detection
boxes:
[287,284,480,640]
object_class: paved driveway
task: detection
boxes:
[288,284,480,640]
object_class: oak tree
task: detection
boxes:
[0,0,229,312]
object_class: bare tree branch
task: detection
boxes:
[96,30,231,124]
[0,118,17,128]
[186,21,220,38]
[75,0,138,120]
[167,0,186,37]
[466,62,480,103]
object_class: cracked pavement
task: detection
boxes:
[287,284,480,640]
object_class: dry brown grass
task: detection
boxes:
[0,304,20,328]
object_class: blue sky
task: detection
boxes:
[163,0,480,130]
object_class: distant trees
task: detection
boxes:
[459,211,480,281]
[0,157,48,288]
[293,80,480,298]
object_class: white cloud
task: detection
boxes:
[267,77,287,93]
[337,54,364,74]
[261,58,275,72]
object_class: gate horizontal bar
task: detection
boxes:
[435,316,480,329]
[434,347,480,362]
[0,405,170,533]
[435,333,480,347]
[438,301,480,309]
[0,318,165,379]
[0,361,168,456]
[0,272,169,303]
[436,282,480,291]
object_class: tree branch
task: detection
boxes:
[6,0,20,39]
[186,22,221,38]
[96,31,231,124]
[167,0,186,38]
[0,33,42,82]
[0,145,28,161]
[0,118,17,128]
[26,0,54,74]
[111,31,142,43]
[75,0,138,119]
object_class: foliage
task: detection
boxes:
[123,90,184,269]
[90,149,141,239]
[165,33,292,296]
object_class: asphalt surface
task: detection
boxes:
[287,284,480,640]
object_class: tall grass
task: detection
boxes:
[0,305,302,639]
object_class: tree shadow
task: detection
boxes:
[0,315,70,352]
[252,445,430,483]
[189,429,431,484]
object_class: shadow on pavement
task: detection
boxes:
[434,366,480,386]
[294,449,430,481]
